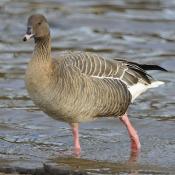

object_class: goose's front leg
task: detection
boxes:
[70,123,81,156]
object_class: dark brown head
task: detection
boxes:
[23,14,50,41]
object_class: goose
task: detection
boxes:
[23,14,167,156]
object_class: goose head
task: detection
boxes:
[23,14,50,41]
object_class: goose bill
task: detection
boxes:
[23,34,34,41]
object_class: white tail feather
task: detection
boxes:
[128,81,164,102]
[148,81,164,88]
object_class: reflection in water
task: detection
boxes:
[0,0,175,174]
[128,150,139,163]
[55,157,139,175]
[51,156,174,175]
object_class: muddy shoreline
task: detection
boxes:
[0,157,175,175]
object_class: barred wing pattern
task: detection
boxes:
[63,51,152,87]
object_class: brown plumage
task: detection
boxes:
[23,14,167,156]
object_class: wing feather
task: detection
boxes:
[62,51,152,87]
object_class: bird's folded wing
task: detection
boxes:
[62,51,152,87]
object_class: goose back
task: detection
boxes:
[63,51,152,87]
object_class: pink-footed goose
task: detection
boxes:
[23,14,167,157]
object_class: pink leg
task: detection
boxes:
[120,114,141,157]
[70,123,81,156]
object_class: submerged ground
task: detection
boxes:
[0,0,175,174]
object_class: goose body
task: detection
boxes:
[26,51,133,123]
[23,14,167,156]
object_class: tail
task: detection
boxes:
[129,81,165,102]
[148,80,164,88]
[113,59,167,102]
[126,63,166,101]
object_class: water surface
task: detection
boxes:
[0,0,175,174]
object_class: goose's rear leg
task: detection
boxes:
[120,114,141,155]
[70,123,81,156]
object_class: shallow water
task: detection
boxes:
[0,0,175,174]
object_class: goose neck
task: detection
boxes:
[33,34,51,62]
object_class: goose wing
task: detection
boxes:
[62,51,152,87]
